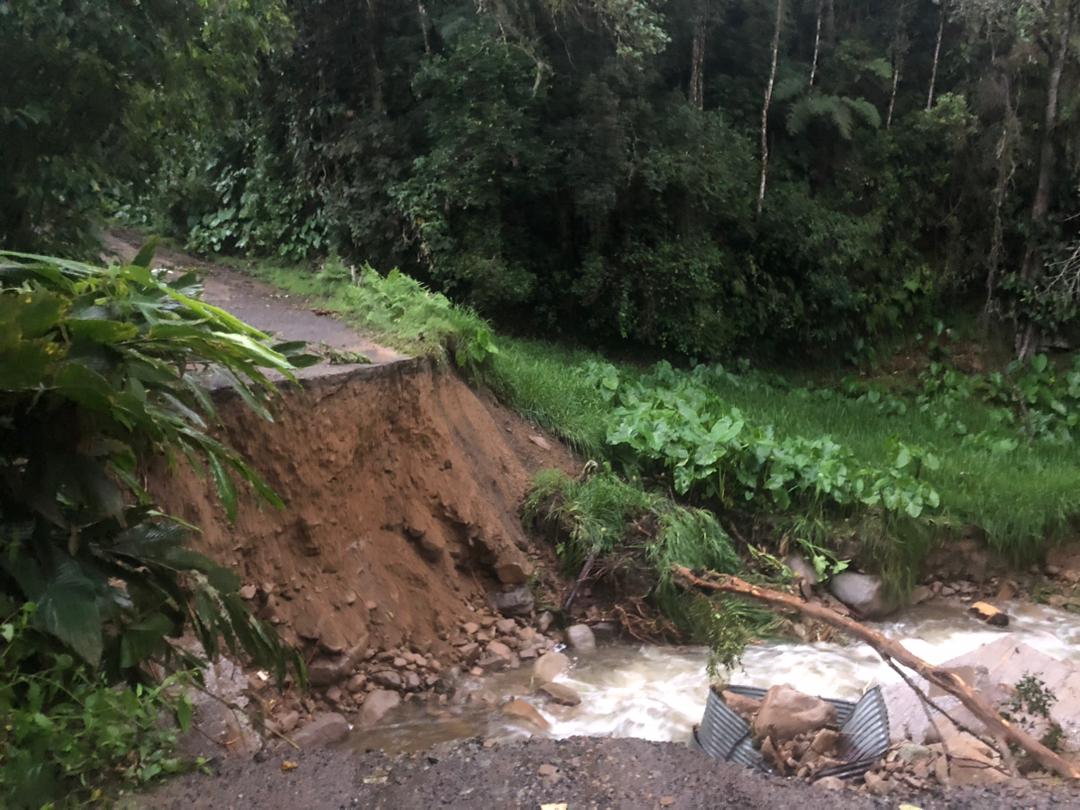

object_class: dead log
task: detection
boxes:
[671,565,1080,780]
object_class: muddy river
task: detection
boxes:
[352,601,1080,753]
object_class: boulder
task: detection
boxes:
[752,685,837,743]
[784,553,819,586]
[495,561,531,585]
[501,698,551,731]
[537,682,581,706]
[720,689,762,720]
[292,713,351,748]
[947,732,1008,787]
[533,652,570,684]
[565,624,596,652]
[274,710,300,735]
[479,640,515,670]
[371,669,404,690]
[828,572,897,619]
[489,585,534,617]
[307,643,367,687]
[358,690,401,726]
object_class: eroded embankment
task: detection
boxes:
[151,359,574,688]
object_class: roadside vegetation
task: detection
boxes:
[0,251,308,805]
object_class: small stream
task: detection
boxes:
[351,600,1080,753]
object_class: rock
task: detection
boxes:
[968,601,1009,627]
[528,434,552,451]
[239,584,258,600]
[371,669,404,690]
[862,771,891,796]
[996,580,1018,601]
[533,652,570,684]
[495,561,530,585]
[784,554,819,586]
[393,656,408,668]
[809,728,839,755]
[358,690,401,726]
[326,686,343,704]
[565,624,596,652]
[276,710,300,734]
[828,572,897,619]
[463,621,480,635]
[537,763,558,777]
[537,682,581,706]
[457,642,481,663]
[501,699,551,731]
[404,671,422,691]
[720,690,762,720]
[897,743,932,764]
[947,732,1009,787]
[480,640,515,670]
[347,673,367,693]
[496,618,517,635]
[292,713,351,748]
[307,643,367,687]
[537,611,555,633]
[910,585,933,605]
[813,776,846,791]
[489,585,534,616]
[752,685,837,744]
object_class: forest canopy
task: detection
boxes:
[2,0,1079,360]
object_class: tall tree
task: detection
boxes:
[757,0,785,214]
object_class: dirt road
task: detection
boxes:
[103,231,406,378]
[146,735,1080,809]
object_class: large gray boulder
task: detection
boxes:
[828,571,897,619]
[292,712,351,748]
[565,623,596,652]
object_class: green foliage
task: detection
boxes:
[0,249,307,682]
[523,469,745,639]
[605,362,941,522]
[0,0,290,253]
[0,606,195,806]
[242,259,499,375]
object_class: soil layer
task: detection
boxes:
[151,360,575,682]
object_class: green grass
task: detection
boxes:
[232,257,1080,570]
[701,377,1080,562]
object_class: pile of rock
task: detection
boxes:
[445,613,561,675]
[722,684,845,779]
[856,732,1007,796]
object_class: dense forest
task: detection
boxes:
[4,0,1079,360]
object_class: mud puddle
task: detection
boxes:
[352,600,1080,753]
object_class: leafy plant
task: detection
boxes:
[0,605,196,806]
[0,248,310,682]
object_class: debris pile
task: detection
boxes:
[721,685,846,779]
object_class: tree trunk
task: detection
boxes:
[366,0,386,115]
[809,0,823,86]
[690,0,707,110]
[672,566,1080,781]
[757,0,784,216]
[885,4,910,129]
[926,2,945,111]
[1016,2,1073,358]
[984,71,1018,318]
[417,0,432,54]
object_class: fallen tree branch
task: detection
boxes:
[671,565,1080,780]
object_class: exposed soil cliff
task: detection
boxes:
[151,359,575,685]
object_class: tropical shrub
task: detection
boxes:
[0,248,310,800]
